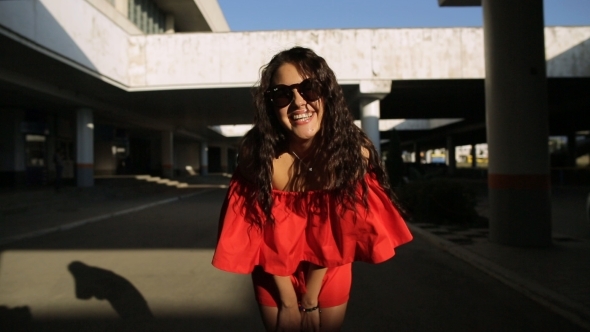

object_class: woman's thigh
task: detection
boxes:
[253,263,352,330]
[259,305,279,332]
[258,303,348,332]
[252,264,352,307]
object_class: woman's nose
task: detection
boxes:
[291,88,306,107]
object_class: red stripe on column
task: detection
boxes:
[488,174,550,190]
[76,163,94,169]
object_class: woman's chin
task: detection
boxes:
[288,126,318,140]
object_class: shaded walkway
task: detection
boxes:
[0,175,589,330]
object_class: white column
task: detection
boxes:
[200,142,208,176]
[483,0,551,247]
[161,131,173,178]
[76,108,94,187]
[358,80,391,156]
[360,98,381,155]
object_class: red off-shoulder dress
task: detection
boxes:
[212,171,413,277]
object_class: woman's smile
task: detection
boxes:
[290,110,314,122]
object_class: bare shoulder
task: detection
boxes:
[361,146,370,159]
[272,152,293,190]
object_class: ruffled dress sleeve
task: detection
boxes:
[211,172,412,276]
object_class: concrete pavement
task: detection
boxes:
[0,174,589,331]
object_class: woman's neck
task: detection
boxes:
[289,139,313,158]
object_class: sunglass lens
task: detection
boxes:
[271,87,292,108]
[300,80,320,102]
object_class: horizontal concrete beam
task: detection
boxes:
[0,0,588,93]
[359,80,392,99]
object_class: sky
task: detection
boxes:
[218,0,590,31]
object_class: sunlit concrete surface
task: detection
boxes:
[116,26,590,90]
[1,0,588,92]
[93,175,230,189]
[134,175,229,189]
[0,0,130,87]
[0,249,256,320]
[545,26,590,77]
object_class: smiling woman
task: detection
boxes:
[212,47,412,332]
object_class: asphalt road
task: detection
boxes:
[0,188,585,331]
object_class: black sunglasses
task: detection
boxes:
[265,79,321,108]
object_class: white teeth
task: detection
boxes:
[293,113,311,120]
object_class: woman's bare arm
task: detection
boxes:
[273,275,301,331]
[301,264,327,331]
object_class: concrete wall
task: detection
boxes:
[132,27,590,89]
[546,26,590,77]
[130,28,486,88]
[0,0,589,91]
[0,0,130,86]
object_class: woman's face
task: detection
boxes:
[271,63,324,144]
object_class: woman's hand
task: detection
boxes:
[300,305,321,332]
[276,304,302,332]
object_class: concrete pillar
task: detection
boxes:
[471,144,477,168]
[483,0,551,247]
[76,108,94,187]
[566,133,577,168]
[220,145,229,173]
[446,136,456,175]
[161,131,173,178]
[359,80,392,156]
[414,142,421,164]
[200,142,208,176]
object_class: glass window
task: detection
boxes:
[128,0,166,34]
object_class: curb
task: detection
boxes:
[0,189,214,247]
[408,223,590,331]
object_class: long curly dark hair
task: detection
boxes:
[238,46,401,228]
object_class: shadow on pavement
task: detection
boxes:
[68,261,154,320]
